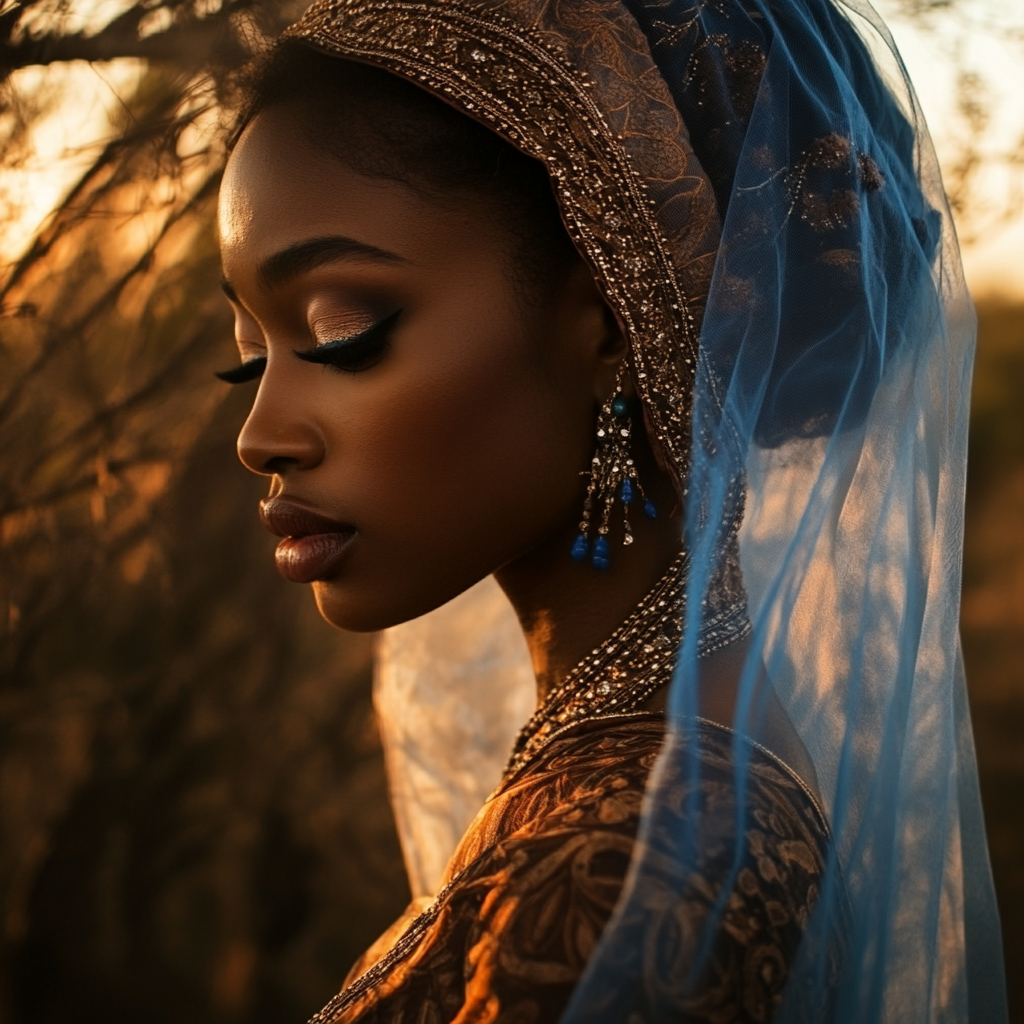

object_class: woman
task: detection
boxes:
[215,0,1007,1020]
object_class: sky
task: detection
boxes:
[1,59,144,252]
[879,0,1024,300]
[2,0,1023,300]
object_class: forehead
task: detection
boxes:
[218,105,503,279]
[219,108,398,259]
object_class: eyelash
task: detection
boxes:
[295,309,401,373]
[215,309,402,385]
[215,357,265,385]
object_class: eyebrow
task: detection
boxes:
[257,235,407,290]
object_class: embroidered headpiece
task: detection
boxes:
[284,0,724,488]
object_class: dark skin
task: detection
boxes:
[218,102,759,726]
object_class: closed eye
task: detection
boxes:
[215,357,266,384]
[294,309,402,373]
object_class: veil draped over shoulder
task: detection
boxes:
[286,0,1006,1019]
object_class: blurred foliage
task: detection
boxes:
[0,2,409,1022]
[965,303,1024,493]
[2,392,408,1023]
[962,301,1024,1024]
[0,0,1021,1022]
[879,0,1024,243]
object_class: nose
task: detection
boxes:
[237,376,326,477]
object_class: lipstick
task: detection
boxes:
[259,499,356,583]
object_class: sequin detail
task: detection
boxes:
[503,546,750,780]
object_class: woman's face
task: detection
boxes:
[218,104,622,631]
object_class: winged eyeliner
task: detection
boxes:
[295,309,402,369]
[215,310,402,384]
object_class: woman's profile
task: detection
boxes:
[214,0,1007,1020]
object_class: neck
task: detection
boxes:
[494,512,683,704]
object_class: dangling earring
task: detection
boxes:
[570,364,657,570]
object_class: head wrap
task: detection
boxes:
[284,0,1007,1019]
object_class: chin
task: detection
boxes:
[312,580,401,632]
[310,571,475,633]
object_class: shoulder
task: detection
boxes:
[320,717,662,1022]
[317,717,830,1024]
[612,721,832,1021]
[443,714,664,879]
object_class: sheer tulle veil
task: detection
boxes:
[287,0,1007,1018]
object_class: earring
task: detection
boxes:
[571,364,657,570]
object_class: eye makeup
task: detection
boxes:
[295,308,401,374]
[215,309,402,384]
[216,357,266,384]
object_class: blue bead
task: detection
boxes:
[620,478,634,505]
[644,500,657,520]
[570,533,590,562]
[611,395,630,417]
[592,535,610,570]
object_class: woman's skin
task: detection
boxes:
[218,101,749,716]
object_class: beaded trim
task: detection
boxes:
[284,0,703,483]
[503,548,750,780]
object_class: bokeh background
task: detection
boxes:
[0,1,1021,1022]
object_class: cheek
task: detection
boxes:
[357,329,588,538]
[321,300,594,609]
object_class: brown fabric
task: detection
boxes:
[311,718,829,1024]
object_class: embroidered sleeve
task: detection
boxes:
[314,727,830,1024]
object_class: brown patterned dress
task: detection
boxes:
[311,715,830,1024]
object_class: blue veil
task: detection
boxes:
[285,0,1006,1018]
[561,2,1007,1021]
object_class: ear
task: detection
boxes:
[598,302,628,360]
[593,296,636,403]
[559,260,628,401]
[598,302,645,401]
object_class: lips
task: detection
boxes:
[259,498,356,583]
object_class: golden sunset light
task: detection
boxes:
[1,2,1021,1022]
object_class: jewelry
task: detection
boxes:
[504,549,686,780]
[570,364,657,570]
[504,536,753,780]
[287,0,752,652]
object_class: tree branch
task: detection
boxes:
[0,3,256,77]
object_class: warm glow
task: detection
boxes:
[1,59,144,261]
[4,1,1023,299]
[880,0,1024,299]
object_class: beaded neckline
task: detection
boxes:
[503,548,750,780]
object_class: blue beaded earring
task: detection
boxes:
[570,364,657,570]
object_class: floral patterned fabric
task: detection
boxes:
[311,717,830,1024]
